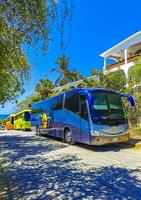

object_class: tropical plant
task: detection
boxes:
[51,55,83,86]
[125,85,141,128]
[126,60,141,127]
[35,78,55,100]
[90,69,126,92]
[128,60,141,86]
[16,93,40,111]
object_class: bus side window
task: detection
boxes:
[80,96,89,121]
[52,95,63,111]
[65,92,79,115]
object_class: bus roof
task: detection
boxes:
[74,88,119,93]
[32,88,119,107]
[14,109,31,117]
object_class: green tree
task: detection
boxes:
[0,1,73,104]
[0,16,30,104]
[0,0,55,104]
[125,60,141,127]
[16,93,40,111]
[106,70,126,92]
[90,69,126,92]
[35,78,55,100]
[128,60,141,86]
[0,0,56,48]
[125,82,141,128]
[51,55,83,86]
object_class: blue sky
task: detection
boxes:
[1,0,141,114]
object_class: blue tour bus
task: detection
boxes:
[31,88,135,145]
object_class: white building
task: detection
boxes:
[100,31,141,78]
[54,31,141,93]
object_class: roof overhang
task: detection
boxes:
[100,31,141,58]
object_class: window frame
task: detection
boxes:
[64,91,80,115]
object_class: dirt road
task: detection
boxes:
[0,130,141,200]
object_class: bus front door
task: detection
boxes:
[80,95,90,144]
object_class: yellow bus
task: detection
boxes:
[14,110,31,131]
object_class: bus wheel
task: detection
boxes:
[64,129,75,145]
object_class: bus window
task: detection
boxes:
[80,96,89,121]
[91,92,126,125]
[65,92,79,115]
[93,92,108,110]
[53,95,63,111]
[24,112,31,121]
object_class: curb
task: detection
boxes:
[128,139,141,149]
[134,142,141,149]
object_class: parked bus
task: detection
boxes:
[14,110,31,131]
[6,114,15,130]
[32,88,135,145]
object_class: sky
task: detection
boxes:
[1,0,141,114]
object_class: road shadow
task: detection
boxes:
[36,131,141,152]
[1,155,141,200]
[38,134,135,153]
[0,134,67,163]
[0,133,141,199]
[76,142,134,153]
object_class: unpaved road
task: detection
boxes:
[0,130,141,200]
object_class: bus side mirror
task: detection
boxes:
[120,94,135,107]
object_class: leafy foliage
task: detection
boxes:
[0,0,74,104]
[90,69,126,92]
[16,93,40,111]
[56,0,75,51]
[125,85,141,127]
[128,60,141,85]
[0,15,30,104]
[0,0,56,49]
[51,55,83,86]
[35,78,55,100]
[0,0,55,104]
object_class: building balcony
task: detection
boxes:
[105,54,141,71]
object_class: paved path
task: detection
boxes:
[0,130,141,200]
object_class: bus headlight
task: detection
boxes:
[91,130,104,136]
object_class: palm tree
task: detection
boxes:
[51,55,83,86]
[35,78,55,100]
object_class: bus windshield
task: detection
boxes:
[91,92,127,125]
[24,112,31,121]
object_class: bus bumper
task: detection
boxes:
[89,134,129,145]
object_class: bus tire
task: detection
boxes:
[64,129,75,145]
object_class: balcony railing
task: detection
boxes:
[106,54,141,70]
